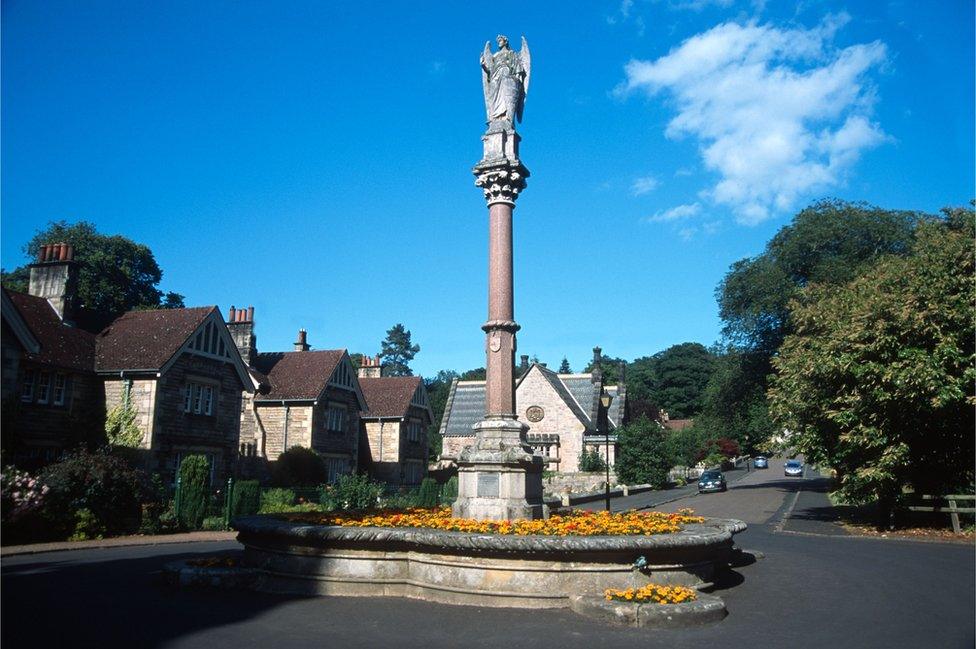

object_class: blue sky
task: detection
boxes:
[3,1,973,377]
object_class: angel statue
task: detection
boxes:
[481,35,531,128]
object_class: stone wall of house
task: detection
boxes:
[149,352,245,481]
[256,404,313,460]
[104,377,157,446]
[311,387,361,468]
[441,434,474,460]
[516,370,588,472]
[362,419,402,483]
[238,390,258,450]
[11,365,104,455]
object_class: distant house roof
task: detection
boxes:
[95,306,214,371]
[664,418,693,431]
[439,364,626,437]
[253,349,346,402]
[359,376,431,420]
[5,290,95,372]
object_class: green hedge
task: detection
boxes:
[177,455,210,530]
[229,480,261,520]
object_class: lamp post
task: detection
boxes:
[601,392,614,512]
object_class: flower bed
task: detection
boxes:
[604,584,698,604]
[278,507,704,536]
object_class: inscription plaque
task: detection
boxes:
[477,473,499,498]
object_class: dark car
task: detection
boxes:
[698,470,727,493]
[753,456,769,469]
[784,460,804,477]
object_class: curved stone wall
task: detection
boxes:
[233,516,746,609]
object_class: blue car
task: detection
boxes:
[698,470,727,493]
[784,460,804,477]
[753,456,769,469]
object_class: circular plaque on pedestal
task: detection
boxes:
[526,406,545,422]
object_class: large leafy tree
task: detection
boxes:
[424,369,459,461]
[584,353,627,385]
[378,323,420,377]
[628,343,715,419]
[769,209,975,522]
[704,200,923,449]
[1,221,184,332]
[614,416,674,488]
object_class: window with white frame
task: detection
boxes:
[36,372,52,404]
[326,403,346,434]
[20,370,35,403]
[53,373,67,406]
[324,456,349,483]
[183,381,216,416]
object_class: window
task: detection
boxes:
[324,456,349,483]
[184,381,215,415]
[326,404,346,434]
[20,370,35,403]
[406,420,422,443]
[36,372,51,404]
[53,374,67,406]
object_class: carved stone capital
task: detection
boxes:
[474,161,529,206]
[481,319,520,333]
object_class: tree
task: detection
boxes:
[705,200,923,450]
[614,416,674,487]
[424,369,459,461]
[558,357,571,373]
[459,367,486,380]
[584,353,627,384]
[628,343,715,419]
[769,208,975,525]
[1,221,185,332]
[378,323,420,377]
[577,448,606,472]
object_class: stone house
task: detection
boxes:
[234,318,366,483]
[95,305,253,482]
[439,347,626,473]
[357,360,433,485]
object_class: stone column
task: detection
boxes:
[452,126,548,521]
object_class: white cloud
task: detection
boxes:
[646,202,702,222]
[618,14,889,224]
[631,175,660,195]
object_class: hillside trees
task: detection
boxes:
[379,323,420,376]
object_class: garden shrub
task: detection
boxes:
[578,448,607,472]
[271,446,327,487]
[177,455,210,531]
[41,448,145,538]
[229,480,261,519]
[379,489,419,510]
[69,507,105,541]
[416,478,440,509]
[201,516,227,531]
[138,502,165,535]
[259,488,296,513]
[615,416,673,488]
[319,474,383,511]
[441,476,458,505]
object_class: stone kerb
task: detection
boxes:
[232,515,746,609]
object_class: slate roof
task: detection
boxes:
[253,350,345,401]
[95,306,214,371]
[440,381,486,437]
[5,290,95,372]
[439,364,627,437]
[359,376,424,418]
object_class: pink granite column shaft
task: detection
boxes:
[484,201,517,418]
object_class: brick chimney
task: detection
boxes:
[226,304,257,365]
[294,329,310,352]
[519,354,529,371]
[358,354,383,378]
[28,243,78,324]
[591,346,603,384]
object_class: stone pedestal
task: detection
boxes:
[453,124,546,521]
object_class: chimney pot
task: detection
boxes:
[228,306,237,322]
[65,244,74,261]
[38,245,47,262]
[58,243,67,260]
[247,306,254,322]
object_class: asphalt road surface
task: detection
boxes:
[4,459,973,649]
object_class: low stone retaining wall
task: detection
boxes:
[232,515,746,609]
[568,592,727,628]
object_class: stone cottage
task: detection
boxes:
[439,348,626,473]
[233,317,366,483]
[357,358,433,485]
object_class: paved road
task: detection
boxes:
[3,460,973,649]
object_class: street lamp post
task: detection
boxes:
[600,392,614,512]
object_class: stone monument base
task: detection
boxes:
[452,418,548,521]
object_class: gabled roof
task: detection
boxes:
[5,289,95,372]
[95,306,214,371]
[359,376,431,420]
[2,290,41,354]
[440,380,485,437]
[253,349,346,402]
[526,364,593,428]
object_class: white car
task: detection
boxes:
[784,460,803,477]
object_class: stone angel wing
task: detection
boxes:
[518,36,531,122]
[481,41,493,121]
